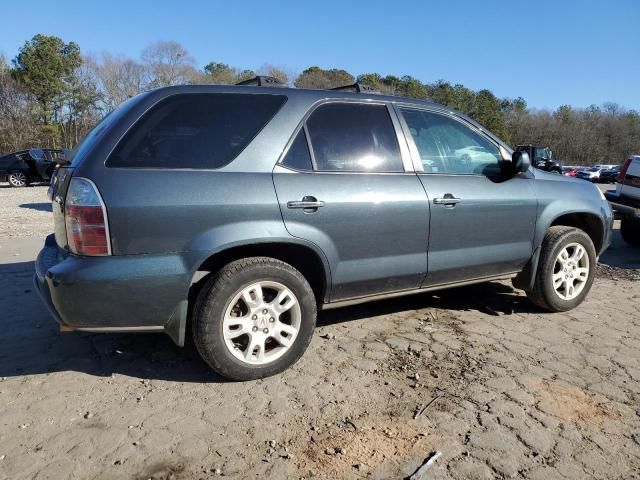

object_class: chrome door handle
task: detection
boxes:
[287,197,325,209]
[287,200,324,208]
[433,195,461,206]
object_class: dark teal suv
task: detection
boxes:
[35,78,613,380]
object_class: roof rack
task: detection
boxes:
[235,76,285,87]
[330,82,379,94]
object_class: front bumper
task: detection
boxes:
[34,234,190,345]
[604,191,640,219]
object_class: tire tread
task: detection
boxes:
[192,256,316,380]
[527,226,595,312]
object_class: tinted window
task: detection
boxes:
[71,96,139,166]
[400,108,501,175]
[108,93,286,168]
[281,129,313,170]
[306,103,403,172]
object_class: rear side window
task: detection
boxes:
[305,103,403,172]
[107,93,286,169]
[281,129,313,170]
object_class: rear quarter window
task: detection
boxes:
[107,93,287,169]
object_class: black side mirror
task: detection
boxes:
[512,150,531,173]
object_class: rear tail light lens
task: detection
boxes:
[617,158,632,183]
[65,178,111,256]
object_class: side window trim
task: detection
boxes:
[303,124,318,170]
[394,103,504,176]
[277,99,414,174]
[276,125,315,173]
[386,104,415,172]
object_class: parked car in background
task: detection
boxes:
[599,165,620,183]
[605,155,640,246]
[0,148,66,187]
[576,166,603,182]
[562,166,579,177]
[516,145,562,174]
[36,79,613,380]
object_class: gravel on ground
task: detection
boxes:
[0,182,639,479]
[0,185,52,239]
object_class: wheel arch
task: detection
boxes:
[549,212,605,253]
[189,240,332,306]
[515,210,605,292]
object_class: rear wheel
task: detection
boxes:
[527,226,596,312]
[620,217,640,247]
[8,170,28,187]
[192,257,317,380]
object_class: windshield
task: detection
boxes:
[588,167,599,172]
[534,147,551,160]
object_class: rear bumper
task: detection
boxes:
[34,234,189,345]
[604,191,640,219]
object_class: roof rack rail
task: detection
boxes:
[330,83,379,94]
[235,76,285,87]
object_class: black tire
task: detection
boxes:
[8,170,29,188]
[620,217,640,247]
[192,257,317,381]
[527,226,597,312]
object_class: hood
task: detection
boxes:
[533,169,580,183]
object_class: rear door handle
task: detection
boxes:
[287,196,325,210]
[433,194,461,206]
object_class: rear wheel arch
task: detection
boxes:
[189,241,331,306]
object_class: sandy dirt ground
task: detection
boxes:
[0,185,639,479]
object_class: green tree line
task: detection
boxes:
[1,35,639,165]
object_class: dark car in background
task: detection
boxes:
[516,145,563,174]
[0,148,66,187]
[599,165,620,184]
[576,166,604,182]
[36,79,613,380]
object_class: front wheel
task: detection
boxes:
[8,170,29,187]
[192,257,317,380]
[620,217,640,247]
[527,226,596,312]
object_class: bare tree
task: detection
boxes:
[87,53,146,111]
[257,64,289,85]
[141,40,197,88]
[0,63,40,151]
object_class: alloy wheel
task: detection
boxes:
[222,281,301,365]
[552,242,590,300]
[8,171,27,187]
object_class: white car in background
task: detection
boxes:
[454,145,498,164]
[576,166,604,182]
[605,155,640,246]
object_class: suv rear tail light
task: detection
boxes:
[65,178,111,256]
[617,157,632,183]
